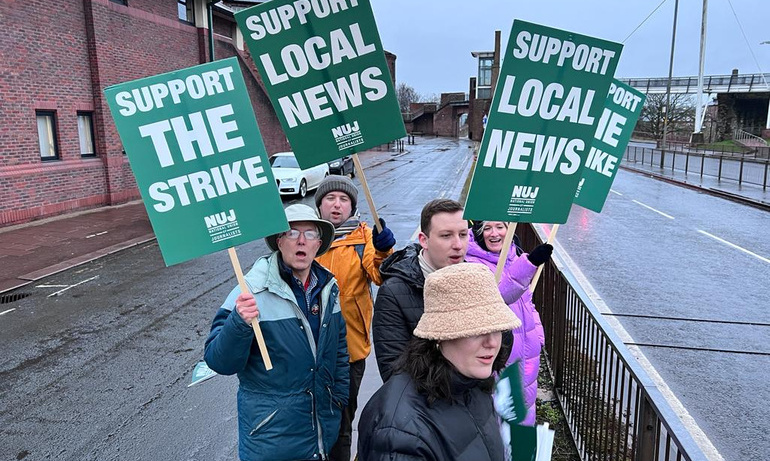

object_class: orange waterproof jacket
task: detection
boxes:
[316,223,391,362]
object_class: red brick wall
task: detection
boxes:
[0,0,288,226]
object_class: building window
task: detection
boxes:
[77,112,96,157]
[178,0,195,24]
[36,111,59,161]
[110,0,127,4]
[478,58,493,87]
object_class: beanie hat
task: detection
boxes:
[414,263,521,340]
[314,175,358,211]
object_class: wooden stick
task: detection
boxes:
[494,222,518,283]
[228,247,273,371]
[351,153,382,232]
[529,224,560,292]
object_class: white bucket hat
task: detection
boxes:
[265,204,335,257]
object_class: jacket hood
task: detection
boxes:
[466,231,519,266]
[379,243,424,290]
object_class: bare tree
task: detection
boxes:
[396,83,421,113]
[420,93,440,104]
[638,93,696,140]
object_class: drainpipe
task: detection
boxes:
[208,1,219,62]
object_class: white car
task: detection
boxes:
[269,152,329,198]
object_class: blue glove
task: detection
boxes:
[372,218,395,252]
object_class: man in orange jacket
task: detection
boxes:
[314,175,395,461]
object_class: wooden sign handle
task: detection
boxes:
[529,224,560,292]
[228,247,273,371]
[494,223,518,283]
[351,153,382,232]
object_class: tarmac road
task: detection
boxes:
[554,168,770,461]
[0,137,474,461]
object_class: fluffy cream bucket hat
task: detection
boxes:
[414,263,522,340]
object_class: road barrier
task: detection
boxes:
[520,224,710,461]
[624,145,770,190]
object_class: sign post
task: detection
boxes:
[104,57,288,370]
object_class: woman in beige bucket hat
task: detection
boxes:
[357,263,520,461]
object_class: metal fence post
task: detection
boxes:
[685,150,690,174]
[700,154,705,178]
[718,156,723,181]
[634,395,658,461]
[671,151,676,172]
[764,161,768,191]
[739,156,744,185]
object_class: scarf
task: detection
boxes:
[334,213,361,239]
[418,249,438,278]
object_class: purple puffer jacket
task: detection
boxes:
[465,233,545,426]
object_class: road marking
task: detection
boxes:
[47,275,99,298]
[631,199,675,219]
[409,226,421,243]
[36,284,69,288]
[545,227,725,461]
[0,308,16,316]
[698,230,770,264]
[610,189,623,196]
[85,231,108,239]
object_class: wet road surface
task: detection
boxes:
[555,169,770,461]
[0,137,474,461]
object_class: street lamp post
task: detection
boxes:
[692,0,708,144]
[661,0,680,168]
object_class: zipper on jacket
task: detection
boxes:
[326,385,334,414]
[306,389,316,430]
[249,409,278,436]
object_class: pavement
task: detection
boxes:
[0,146,407,296]
[1,140,766,296]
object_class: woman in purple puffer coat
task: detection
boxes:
[465,221,552,426]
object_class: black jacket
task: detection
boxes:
[372,244,425,382]
[357,372,506,461]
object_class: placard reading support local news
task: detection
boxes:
[235,0,406,169]
[104,58,288,266]
[574,80,646,212]
[465,21,623,224]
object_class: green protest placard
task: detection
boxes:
[574,80,646,212]
[104,57,288,266]
[465,21,623,224]
[235,0,406,169]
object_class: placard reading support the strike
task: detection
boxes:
[465,21,623,224]
[574,80,646,212]
[235,0,405,169]
[104,57,288,266]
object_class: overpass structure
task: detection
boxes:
[619,72,770,138]
[618,72,770,94]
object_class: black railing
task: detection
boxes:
[520,224,709,461]
[624,145,770,190]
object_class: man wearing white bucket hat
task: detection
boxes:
[205,204,350,461]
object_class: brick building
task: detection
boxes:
[0,1,397,227]
[467,30,501,142]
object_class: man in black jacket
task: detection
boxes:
[372,198,469,382]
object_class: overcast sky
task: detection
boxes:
[369,0,770,97]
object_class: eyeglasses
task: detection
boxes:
[281,229,321,241]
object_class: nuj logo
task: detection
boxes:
[332,121,360,138]
[511,185,540,199]
[205,209,236,229]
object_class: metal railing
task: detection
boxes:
[734,129,769,147]
[624,145,770,190]
[618,73,770,94]
[520,224,709,461]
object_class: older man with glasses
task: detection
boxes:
[205,204,350,461]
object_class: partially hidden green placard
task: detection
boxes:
[574,80,646,212]
[104,57,288,266]
[235,0,406,169]
[465,20,623,224]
